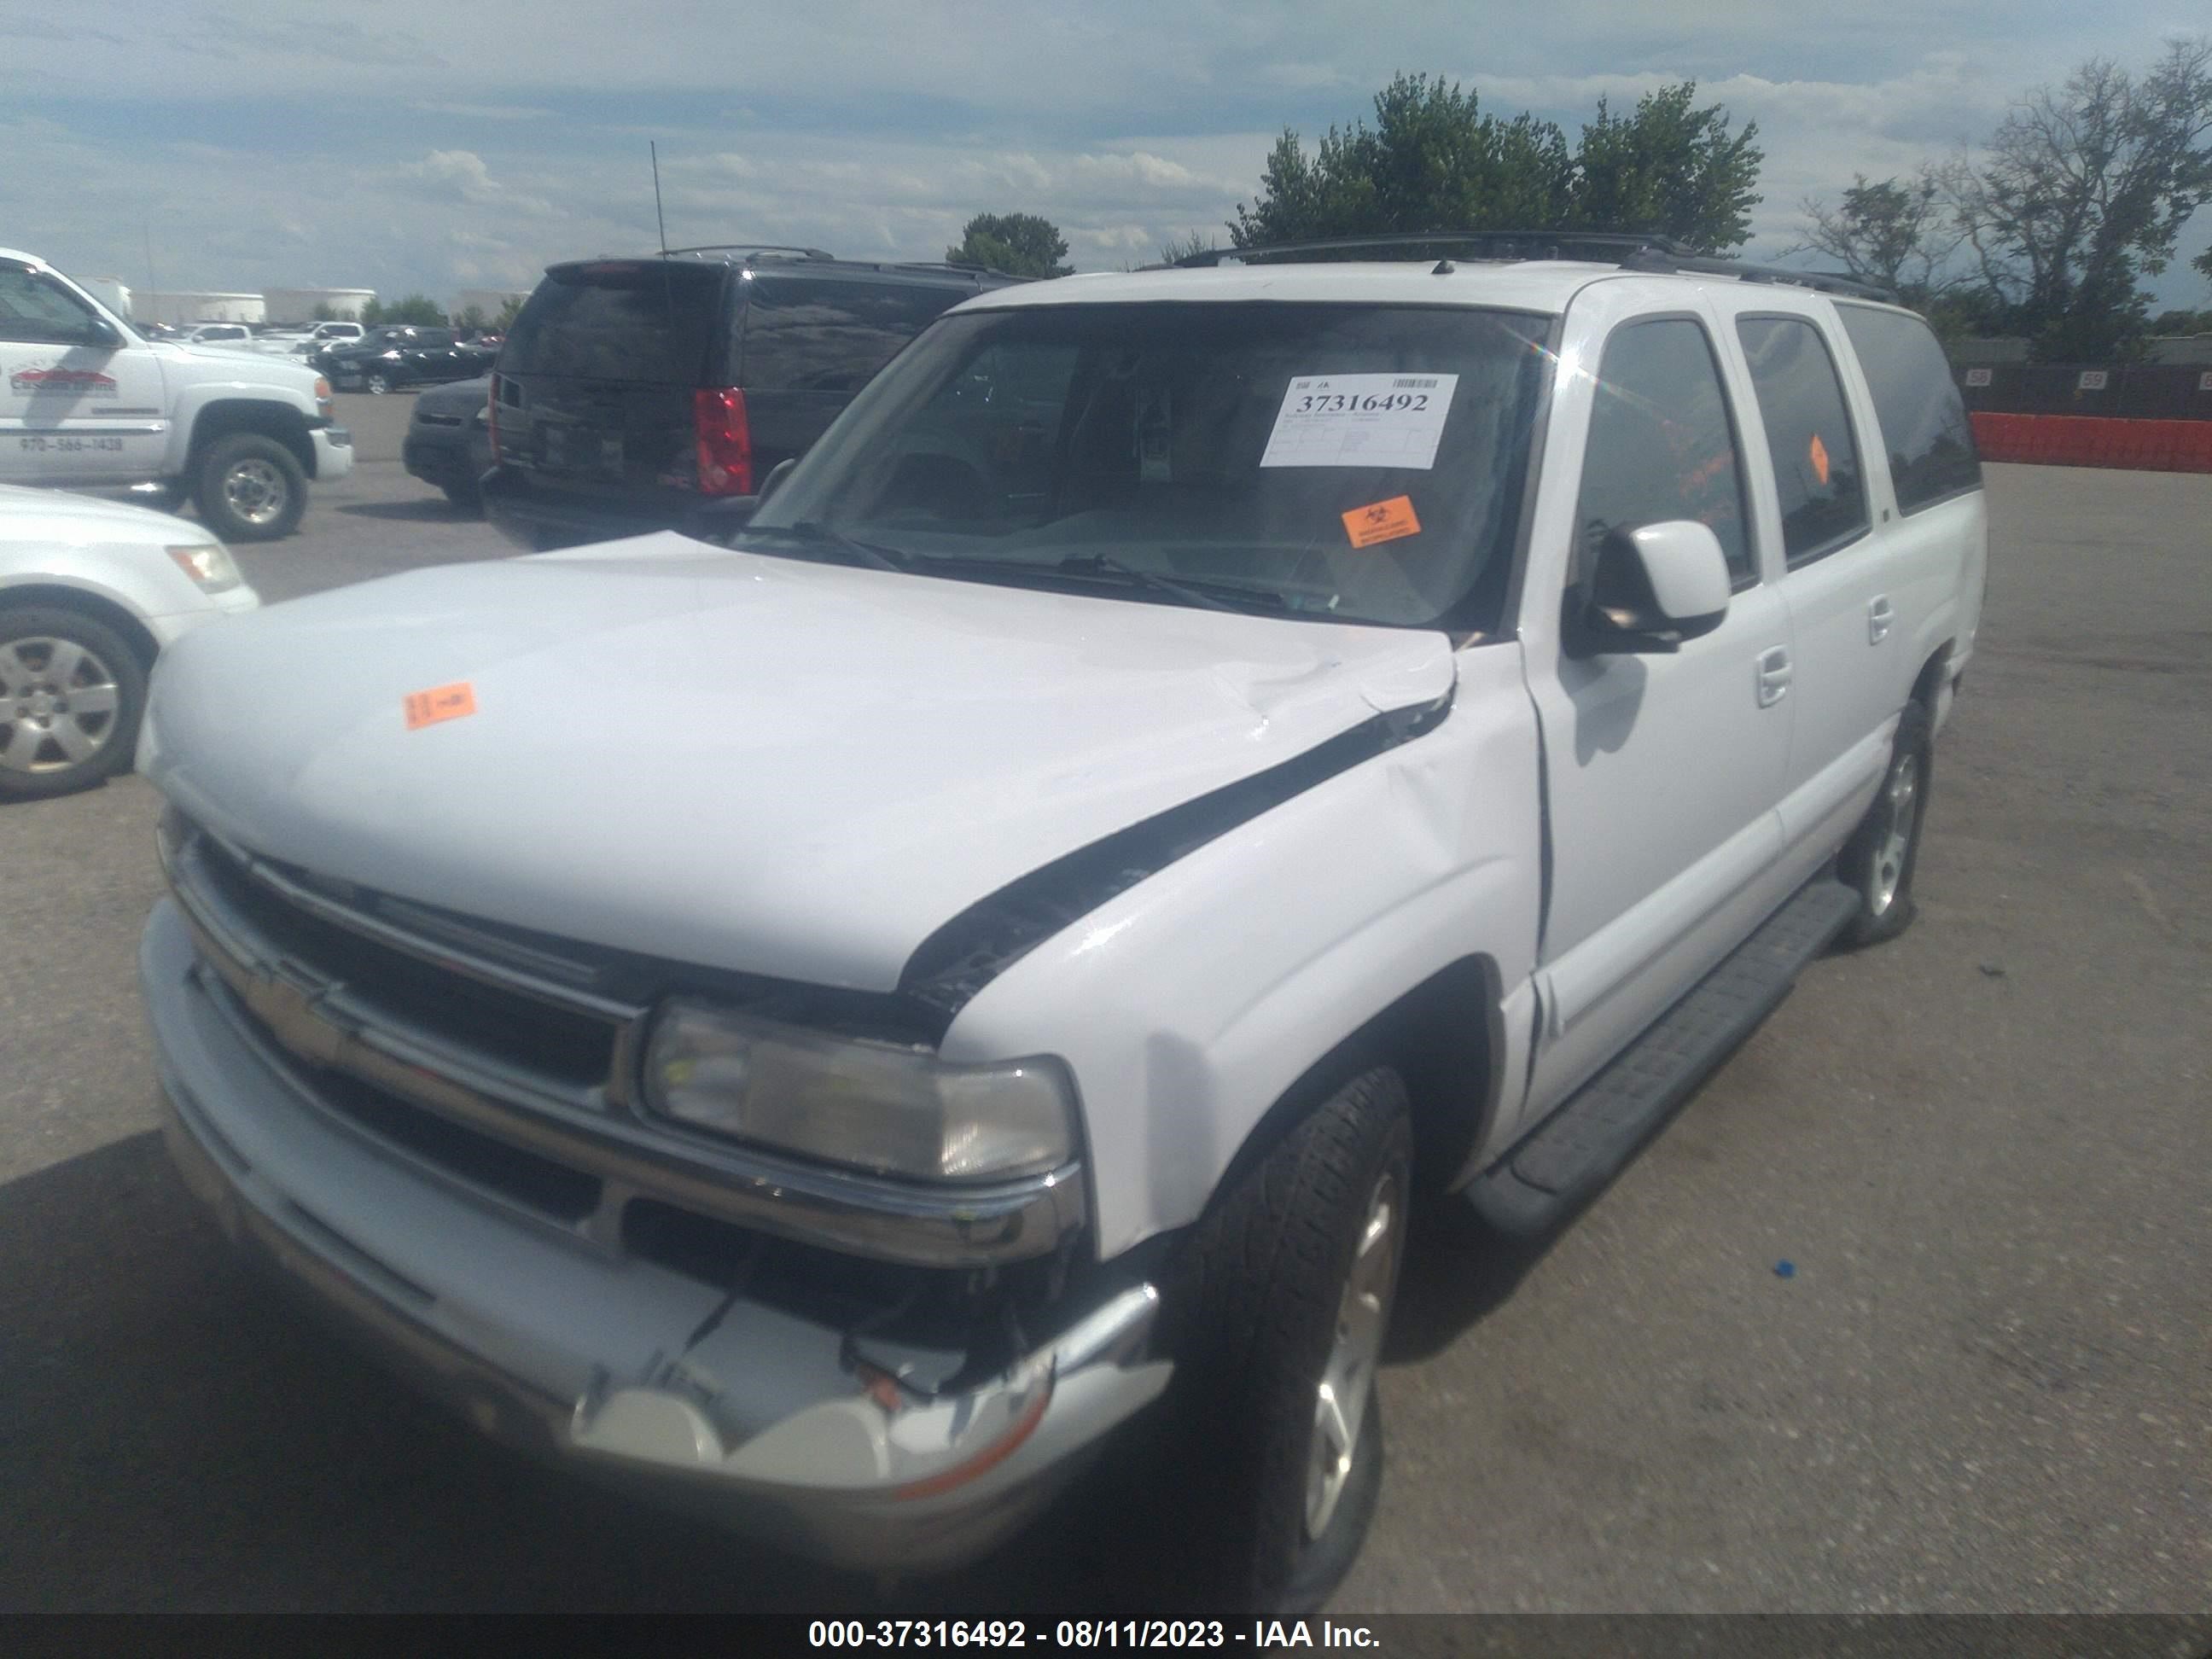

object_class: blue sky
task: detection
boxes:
[4,0,2209,314]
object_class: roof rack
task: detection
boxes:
[660,243,837,262]
[877,259,1027,282]
[1173,230,1898,304]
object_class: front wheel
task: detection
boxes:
[364,370,393,394]
[194,433,306,541]
[1158,1068,1412,1613]
[1838,699,1933,946]
[0,607,148,801]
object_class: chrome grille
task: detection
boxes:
[156,810,1087,1268]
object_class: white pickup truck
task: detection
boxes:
[0,248,351,539]
[137,236,1984,1610]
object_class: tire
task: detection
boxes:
[1838,698,1933,946]
[1156,1067,1412,1613]
[364,371,393,395]
[0,607,148,801]
[194,433,306,542]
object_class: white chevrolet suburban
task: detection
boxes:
[1,248,352,540]
[136,235,1985,1610]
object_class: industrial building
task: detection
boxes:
[263,287,378,324]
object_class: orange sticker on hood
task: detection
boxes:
[1809,433,1831,486]
[404,681,477,730]
[1342,496,1422,548]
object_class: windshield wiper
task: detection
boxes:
[1052,555,1287,615]
[745,520,914,573]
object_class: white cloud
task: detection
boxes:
[2,3,2206,307]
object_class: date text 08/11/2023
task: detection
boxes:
[806,1620,1382,1650]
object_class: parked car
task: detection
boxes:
[482,247,1021,550]
[321,327,495,394]
[137,235,1983,1610]
[1,247,352,540]
[0,482,258,800]
[179,323,253,346]
[402,374,492,510]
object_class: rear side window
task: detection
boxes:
[1735,316,1869,566]
[741,278,965,393]
[502,263,722,384]
[1577,317,1754,585]
[1837,306,1982,513]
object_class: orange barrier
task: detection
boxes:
[1970,412,2212,472]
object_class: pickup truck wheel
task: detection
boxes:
[0,608,147,801]
[364,371,393,394]
[194,434,306,541]
[1159,1067,1412,1613]
[1839,699,1933,946]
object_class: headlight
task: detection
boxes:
[644,999,1076,1183]
[166,541,243,593]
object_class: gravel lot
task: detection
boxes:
[2,395,2206,1612]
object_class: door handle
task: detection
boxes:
[1756,646,1791,707]
[1868,596,1895,643]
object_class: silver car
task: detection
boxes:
[0,482,259,800]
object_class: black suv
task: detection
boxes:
[482,247,1020,550]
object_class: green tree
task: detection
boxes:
[310,300,339,323]
[1943,38,2212,360]
[1569,83,1762,251]
[376,292,448,327]
[358,299,385,326]
[450,304,487,332]
[495,294,527,330]
[1792,168,1961,305]
[946,212,1074,277]
[1227,73,1759,253]
[2149,307,2210,332]
[1157,230,1221,265]
[1231,74,1574,247]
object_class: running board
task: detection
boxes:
[1462,876,1861,1238]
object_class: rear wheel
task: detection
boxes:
[0,607,147,801]
[1839,699,1933,946]
[1158,1068,1412,1612]
[364,370,393,394]
[194,433,306,542]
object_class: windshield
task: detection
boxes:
[745,300,1552,630]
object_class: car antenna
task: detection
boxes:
[650,142,670,256]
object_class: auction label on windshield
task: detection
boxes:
[1260,373,1458,470]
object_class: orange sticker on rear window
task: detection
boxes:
[1342,496,1422,549]
[404,682,477,730]
[1809,433,1831,486]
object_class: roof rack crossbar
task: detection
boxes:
[1173,229,1901,304]
[1173,230,1694,268]
[659,243,837,261]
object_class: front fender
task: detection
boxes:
[940,644,1543,1260]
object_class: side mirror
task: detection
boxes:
[1570,520,1732,655]
[83,318,125,351]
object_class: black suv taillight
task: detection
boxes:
[693,387,753,494]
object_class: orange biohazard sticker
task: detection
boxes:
[404,681,477,731]
[1808,433,1831,487]
[1342,496,1422,549]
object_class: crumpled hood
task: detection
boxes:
[146,533,1454,991]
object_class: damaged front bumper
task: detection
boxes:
[142,899,1171,1572]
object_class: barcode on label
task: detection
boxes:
[1392,377,1439,388]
